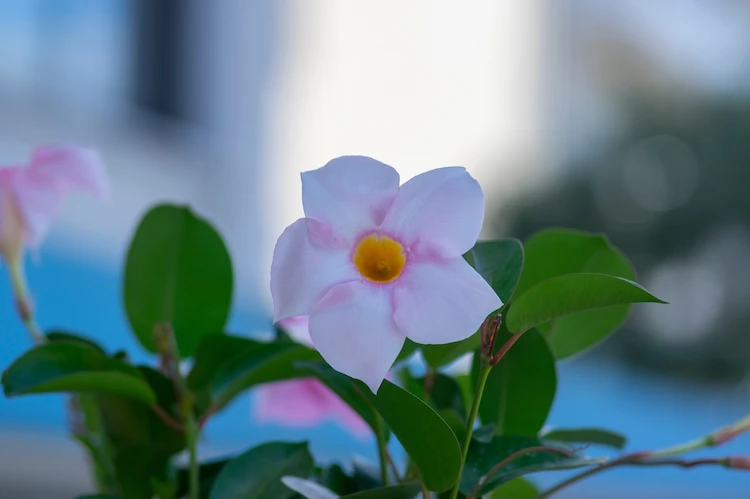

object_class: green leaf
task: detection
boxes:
[460,436,603,495]
[124,204,234,358]
[438,409,466,442]
[210,341,322,409]
[343,483,423,498]
[513,229,637,358]
[350,458,381,491]
[281,477,338,499]
[506,273,664,335]
[111,444,172,499]
[475,329,556,436]
[367,381,461,492]
[300,362,385,435]
[320,464,358,496]
[2,342,155,404]
[464,238,525,302]
[418,373,466,418]
[489,478,538,498]
[422,333,480,370]
[541,428,627,450]
[187,334,263,391]
[97,377,185,454]
[209,441,314,499]
[46,330,105,353]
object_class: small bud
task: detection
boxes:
[727,456,750,470]
[480,313,503,363]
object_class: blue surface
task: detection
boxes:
[1,247,748,495]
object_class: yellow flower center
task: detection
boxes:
[353,233,406,283]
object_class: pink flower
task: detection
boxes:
[253,316,370,437]
[0,146,108,265]
[270,157,501,392]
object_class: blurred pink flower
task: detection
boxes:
[0,146,108,265]
[253,316,370,438]
[270,156,501,392]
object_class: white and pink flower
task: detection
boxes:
[0,146,108,265]
[270,156,501,392]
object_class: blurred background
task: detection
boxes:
[1,1,749,497]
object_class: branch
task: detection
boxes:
[151,404,184,433]
[468,446,575,498]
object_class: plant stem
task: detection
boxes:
[9,261,45,344]
[536,411,750,498]
[448,362,492,499]
[373,413,389,486]
[186,412,200,499]
[151,404,185,433]
[385,449,402,482]
[468,446,574,498]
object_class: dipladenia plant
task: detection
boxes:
[1,151,749,499]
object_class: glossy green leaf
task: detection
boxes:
[344,483,423,498]
[514,230,637,358]
[475,329,556,436]
[438,409,466,442]
[124,204,234,357]
[350,458,381,491]
[209,441,314,499]
[489,478,538,498]
[300,362,385,435]
[541,427,627,450]
[367,380,461,492]
[506,273,664,335]
[418,372,466,418]
[460,436,603,495]
[2,342,155,404]
[46,330,105,353]
[97,372,185,453]
[320,465,358,496]
[210,341,322,408]
[111,444,172,499]
[187,334,263,390]
[464,238,525,302]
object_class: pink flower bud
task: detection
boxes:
[727,456,750,470]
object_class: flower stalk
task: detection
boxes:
[536,411,750,498]
[154,323,200,499]
[449,314,516,499]
[8,260,45,344]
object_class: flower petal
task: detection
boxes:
[9,146,109,248]
[381,167,484,258]
[29,146,109,199]
[271,218,358,322]
[277,316,313,345]
[302,156,399,240]
[10,170,67,248]
[393,257,502,344]
[309,281,405,393]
